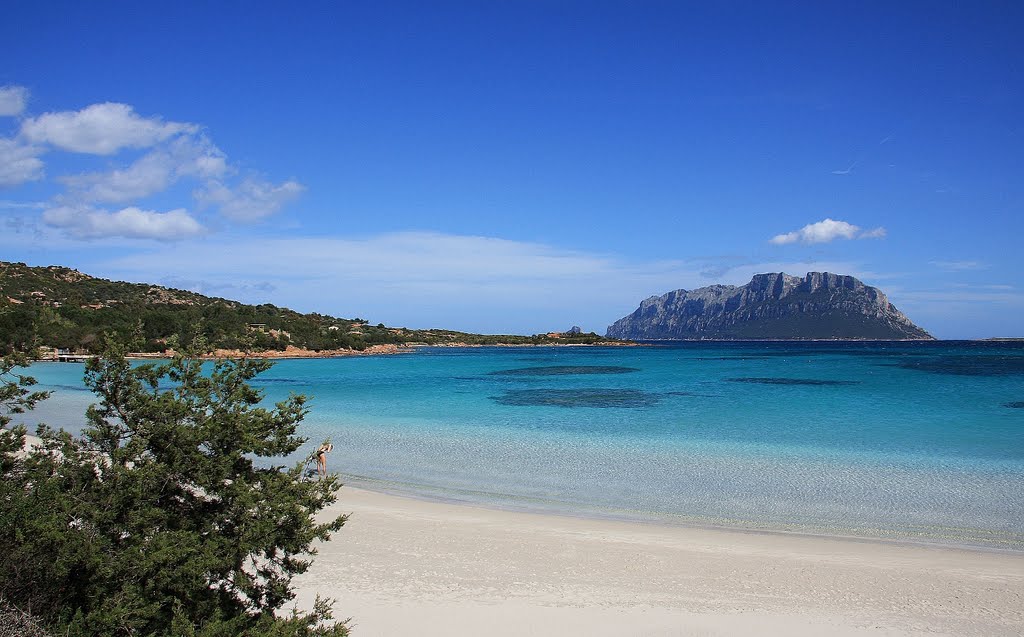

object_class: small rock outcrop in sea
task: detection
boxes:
[606,272,933,340]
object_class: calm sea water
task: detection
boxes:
[21,342,1024,550]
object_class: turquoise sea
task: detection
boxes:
[21,342,1024,550]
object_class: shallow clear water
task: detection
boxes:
[20,342,1024,550]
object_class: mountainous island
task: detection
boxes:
[606,272,933,341]
[0,261,611,355]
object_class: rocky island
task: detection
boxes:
[606,272,932,341]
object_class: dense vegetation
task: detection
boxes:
[0,261,617,354]
[0,262,619,634]
[0,345,348,636]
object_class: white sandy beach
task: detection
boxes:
[16,434,1023,635]
[294,486,1024,637]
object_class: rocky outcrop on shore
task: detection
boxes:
[606,272,932,340]
[126,344,411,360]
[211,344,410,359]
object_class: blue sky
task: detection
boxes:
[1,2,1022,338]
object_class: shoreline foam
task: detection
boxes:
[336,474,1024,554]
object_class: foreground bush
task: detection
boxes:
[0,346,348,636]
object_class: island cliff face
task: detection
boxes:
[606,272,933,340]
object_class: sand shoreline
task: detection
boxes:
[294,485,1024,636]
[12,433,1022,634]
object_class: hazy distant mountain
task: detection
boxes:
[606,272,932,341]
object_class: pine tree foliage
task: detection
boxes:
[0,351,50,429]
[0,345,349,636]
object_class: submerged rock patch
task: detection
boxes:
[696,356,771,361]
[250,378,308,386]
[1005,401,1024,409]
[488,365,640,377]
[726,377,859,386]
[665,391,722,398]
[48,383,92,393]
[491,388,659,408]
[894,356,1024,377]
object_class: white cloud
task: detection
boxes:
[61,135,228,203]
[9,95,297,231]
[89,232,893,333]
[196,177,304,221]
[895,290,1024,305]
[930,260,987,272]
[175,138,228,179]
[831,160,858,175]
[0,199,47,210]
[0,137,45,187]
[42,204,205,240]
[21,102,197,155]
[770,218,886,245]
[90,231,696,332]
[60,152,173,203]
[0,85,29,117]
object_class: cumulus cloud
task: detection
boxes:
[0,138,45,187]
[60,152,173,203]
[61,135,228,203]
[0,85,29,117]
[770,218,886,245]
[21,102,197,155]
[5,93,302,232]
[42,204,205,240]
[178,142,229,180]
[196,177,305,221]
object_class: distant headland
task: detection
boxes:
[606,272,933,341]
[0,261,622,357]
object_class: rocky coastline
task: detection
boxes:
[123,343,412,361]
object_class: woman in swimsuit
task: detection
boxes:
[315,442,334,478]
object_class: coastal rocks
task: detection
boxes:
[606,272,932,341]
[205,343,409,359]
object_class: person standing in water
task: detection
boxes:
[315,442,334,478]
